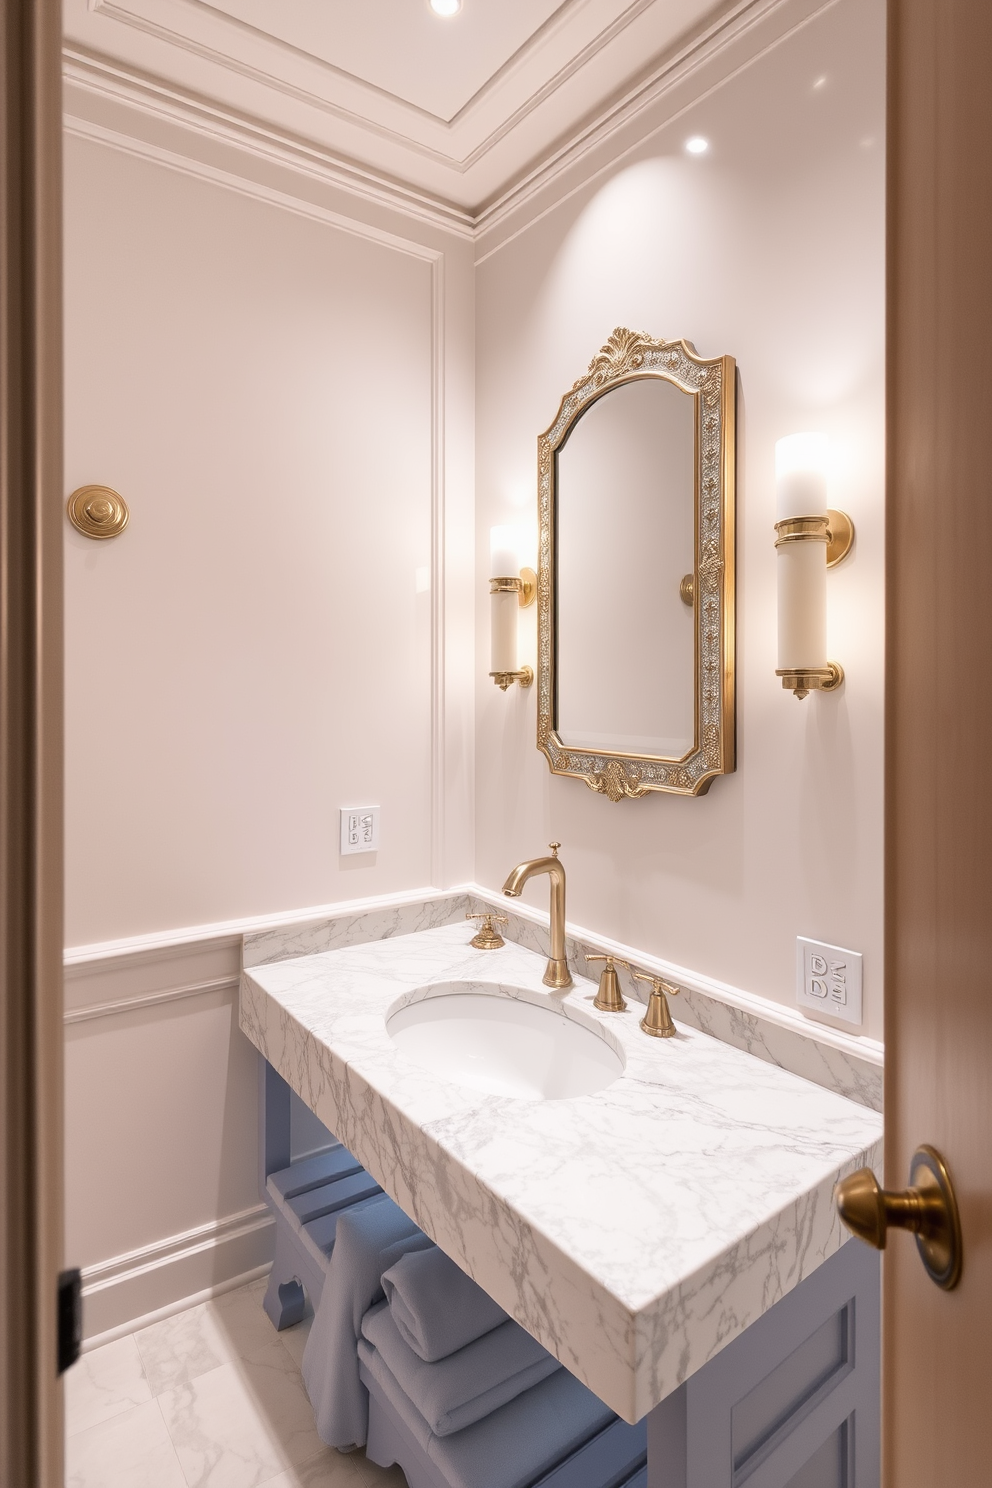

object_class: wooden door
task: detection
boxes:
[885,0,992,1482]
[0,1,65,1482]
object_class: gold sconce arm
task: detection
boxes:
[775,662,844,700]
[632,972,680,1038]
[489,667,533,691]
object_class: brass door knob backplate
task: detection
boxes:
[835,1144,962,1290]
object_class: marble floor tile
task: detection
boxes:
[353,1455,408,1488]
[157,1343,326,1488]
[66,1334,153,1436]
[66,1397,187,1488]
[213,1279,285,1360]
[70,1282,409,1487]
[258,1445,365,1486]
[278,1315,313,1372]
[135,1282,277,1395]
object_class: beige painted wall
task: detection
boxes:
[65,137,444,946]
[474,0,886,1039]
[62,121,476,1334]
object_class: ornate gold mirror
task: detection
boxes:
[537,327,736,800]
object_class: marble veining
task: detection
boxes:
[244,890,882,1110]
[243,896,471,971]
[240,923,882,1423]
[467,896,884,1112]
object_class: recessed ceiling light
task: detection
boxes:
[430,0,461,15]
[685,137,709,155]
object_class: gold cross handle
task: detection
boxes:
[632,972,680,1038]
[585,954,631,1013]
[466,912,508,950]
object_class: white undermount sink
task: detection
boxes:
[386,981,625,1101]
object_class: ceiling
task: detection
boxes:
[200,0,569,121]
[62,0,753,218]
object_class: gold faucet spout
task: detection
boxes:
[501,843,572,989]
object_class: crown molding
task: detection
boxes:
[63,46,476,238]
[87,0,667,163]
[64,0,827,253]
[472,0,831,241]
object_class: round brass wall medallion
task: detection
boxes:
[66,485,129,540]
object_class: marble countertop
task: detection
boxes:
[240,923,882,1424]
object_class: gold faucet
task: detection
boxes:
[501,842,572,989]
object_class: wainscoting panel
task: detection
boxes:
[65,936,271,1340]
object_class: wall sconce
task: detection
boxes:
[774,434,855,699]
[489,525,536,690]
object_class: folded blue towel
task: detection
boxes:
[302,1194,433,1449]
[381,1244,508,1362]
[361,1298,560,1437]
[358,1336,615,1488]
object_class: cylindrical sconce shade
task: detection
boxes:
[490,525,518,674]
[774,434,841,698]
[775,432,829,521]
[488,525,534,690]
[777,537,827,670]
[490,526,518,578]
[491,588,518,673]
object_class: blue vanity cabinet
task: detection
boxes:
[257,1056,879,1488]
[647,1239,880,1488]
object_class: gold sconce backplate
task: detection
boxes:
[67,485,129,540]
[826,508,854,567]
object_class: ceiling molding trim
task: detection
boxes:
[62,108,457,259]
[451,0,695,173]
[89,0,667,166]
[473,0,828,245]
[64,0,830,250]
[63,47,475,238]
[89,0,464,166]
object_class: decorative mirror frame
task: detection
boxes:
[536,327,736,800]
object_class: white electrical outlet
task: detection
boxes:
[340,806,380,855]
[796,937,863,1025]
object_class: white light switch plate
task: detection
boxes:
[340,806,379,855]
[796,936,863,1026]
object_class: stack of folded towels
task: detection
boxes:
[364,1242,560,1435]
[302,1194,616,1488]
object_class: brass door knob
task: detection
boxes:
[835,1144,962,1290]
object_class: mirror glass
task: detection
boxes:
[555,378,695,757]
[537,328,736,800]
